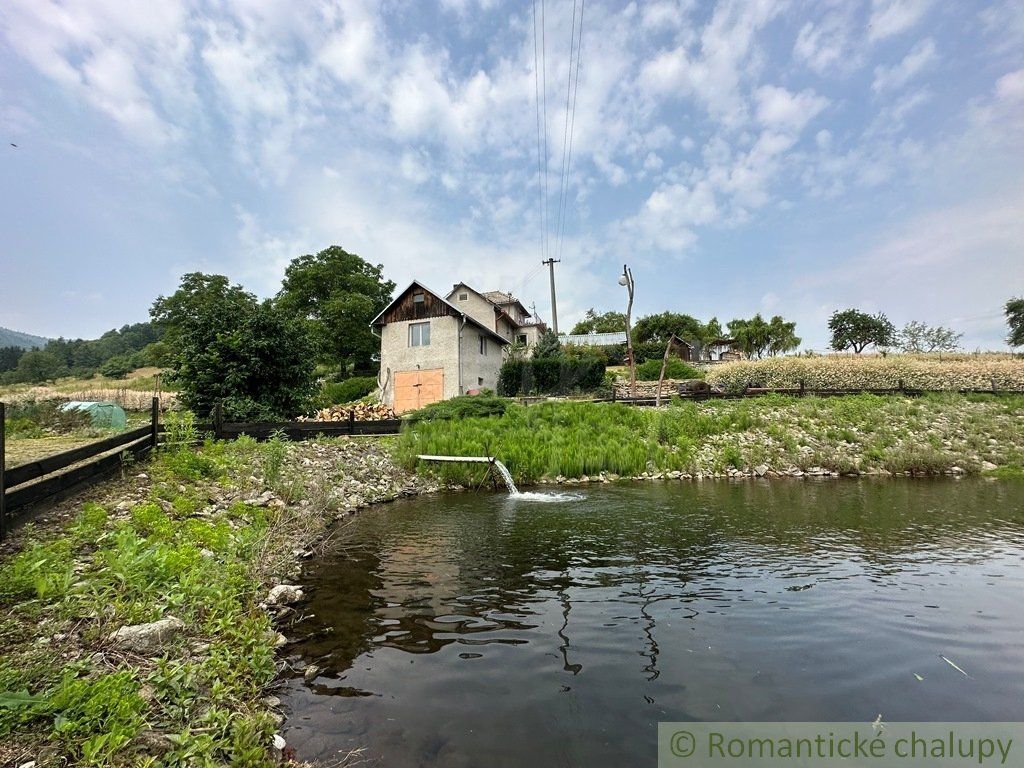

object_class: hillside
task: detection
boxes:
[0,326,49,349]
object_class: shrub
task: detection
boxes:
[406,394,509,421]
[635,358,704,380]
[98,355,136,379]
[4,400,91,435]
[320,376,377,405]
[498,357,606,396]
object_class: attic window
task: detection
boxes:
[458,292,468,301]
[413,292,425,303]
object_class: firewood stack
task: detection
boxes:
[299,402,397,422]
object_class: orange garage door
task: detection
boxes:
[394,369,445,414]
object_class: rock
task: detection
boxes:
[981,461,998,471]
[135,729,173,754]
[108,616,184,653]
[753,465,769,478]
[304,664,320,682]
[270,733,287,762]
[18,762,36,768]
[950,466,965,474]
[263,695,282,707]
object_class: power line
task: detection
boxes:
[540,0,550,261]
[556,0,584,263]
[553,0,579,264]
[532,0,546,263]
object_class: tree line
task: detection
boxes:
[569,300,1024,357]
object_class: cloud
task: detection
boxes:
[755,85,829,133]
[868,0,932,42]
[793,5,864,74]
[872,38,937,92]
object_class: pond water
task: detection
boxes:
[279,480,1024,767]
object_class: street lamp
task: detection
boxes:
[619,264,636,397]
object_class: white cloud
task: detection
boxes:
[872,38,937,92]
[868,0,932,42]
[755,85,829,133]
[793,5,863,74]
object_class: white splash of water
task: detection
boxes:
[491,460,520,494]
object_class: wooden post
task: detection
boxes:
[799,379,805,397]
[213,401,224,440]
[150,397,160,451]
[0,402,6,541]
[655,334,678,408]
[348,410,355,434]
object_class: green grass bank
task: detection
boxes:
[399,393,1024,484]
[0,432,425,766]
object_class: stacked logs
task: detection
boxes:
[299,402,397,422]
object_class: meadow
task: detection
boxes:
[398,393,1024,484]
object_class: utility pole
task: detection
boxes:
[619,264,636,397]
[543,258,560,334]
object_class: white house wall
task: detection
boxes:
[378,315,461,407]
[459,328,503,393]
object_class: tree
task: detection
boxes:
[1006,297,1024,348]
[766,316,801,356]
[0,346,24,373]
[534,330,563,359]
[828,309,897,353]
[277,246,395,374]
[570,308,627,335]
[152,273,318,419]
[633,312,705,345]
[13,350,66,383]
[899,321,963,353]
[725,315,800,359]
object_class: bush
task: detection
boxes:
[99,354,136,379]
[635,358,704,380]
[320,376,377,405]
[406,394,509,422]
[4,400,91,435]
[498,356,606,396]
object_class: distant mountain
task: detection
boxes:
[0,326,50,349]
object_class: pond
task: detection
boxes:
[279,480,1024,767]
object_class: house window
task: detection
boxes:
[409,321,430,347]
[478,377,484,386]
[479,335,488,355]
[413,292,425,304]
[458,292,468,301]
[516,334,528,345]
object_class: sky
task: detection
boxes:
[0,0,1022,350]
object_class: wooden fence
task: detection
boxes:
[1,398,160,540]
[0,400,403,538]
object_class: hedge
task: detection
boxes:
[706,354,1024,394]
[498,357,606,396]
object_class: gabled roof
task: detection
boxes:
[371,280,510,344]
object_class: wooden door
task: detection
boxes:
[394,369,445,414]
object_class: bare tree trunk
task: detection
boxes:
[623,265,636,398]
[655,334,678,407]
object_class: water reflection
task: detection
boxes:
[281,479,1024,767]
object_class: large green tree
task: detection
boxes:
[1006,297,1024,348]
[570,308,627,335]
[633,312,705,345]
[276,246,395,374]
[152,273,317,419]
[828,309,897,353]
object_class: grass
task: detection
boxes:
[0,434,330,765]
[400,393,1024,483]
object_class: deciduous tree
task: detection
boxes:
[828,309,897,353]
[152,273,317,419]
[899,321,963,353]
[1006,297,1024,348]
[570,309,627,335]
[277,246,395,374]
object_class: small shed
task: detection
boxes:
[60,401,127,430]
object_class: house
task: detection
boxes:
[371,280,546,413]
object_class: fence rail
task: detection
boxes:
[1,398,160,540]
